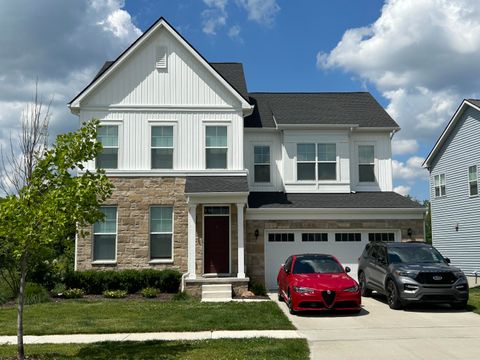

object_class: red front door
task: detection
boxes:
[204,216,229,274]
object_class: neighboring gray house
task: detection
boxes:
[424,99,480,279]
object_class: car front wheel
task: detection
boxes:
[359,272,372,297]
[288,290,296,315]
[386,280,403,310]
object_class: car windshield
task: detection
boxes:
[387,246,445,264]
[293,256,344,274]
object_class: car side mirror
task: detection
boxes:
[345,266,351,273]
[445,257,451,264]
[378,256,386,265]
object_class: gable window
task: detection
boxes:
[469,166,478,196]
[150,206,173,260]
[434,173,446,197]
[297,144,316,180]
[317,144,336,180]
[96,125,118,169]
[156,46,167,69]
[93,206,117,261]
[358,145,375,182]
[205,126,227,169]
[151,126,173,169]
[254,145,271,183]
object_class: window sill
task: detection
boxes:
[91,260,117,265]
[149,259,174,264]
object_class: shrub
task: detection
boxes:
[103,289,128,298]
[64,269,181,295]
[172,291,190,301]
[51,283,66,297]
[249,280,267,297]
[140,287,157,298]
[24,283,50,305]
[64,288,85,299]
[0,279,15,305]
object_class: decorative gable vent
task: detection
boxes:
[156,46,167,69]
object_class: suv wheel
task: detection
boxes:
[386,280,403,310]
[359,272,372,297]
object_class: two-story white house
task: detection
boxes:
[69,17,425,294]
[424,99,480,282]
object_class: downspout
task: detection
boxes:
[180,272,190,293]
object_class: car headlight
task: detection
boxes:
[394,270,419,279]
[292,286,315,294]
[343,285,359,293]
[453,271,466,280]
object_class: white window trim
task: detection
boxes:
[203,122,230,170]
[148,121,177,170]
[96,121,123,170]
[296,143,338,183]
[468,165,478,197]
[149,205,174,263]
[434,173,447,198]
[356,142,377,185]
[92,205,118,264]
[253,144,272,185]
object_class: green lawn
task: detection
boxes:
[0,338,309,360]
[469,287,480,314]
[0,299,293,335]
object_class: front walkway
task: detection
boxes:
[0,330,302,345]
[269,293,480,360]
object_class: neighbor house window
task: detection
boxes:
[297,144,316,180]
[368,233,395,242]
[254,145,270,183]
[96,125,118,169]
[93,206,117,261]
[335,233,361,242]
[469,166,478,196]
[150,206,173,260]
[434,173,446,197]
[206,126,227,169]
[358,145,375,182]
[151,126,173,169]
[317,144,336,180]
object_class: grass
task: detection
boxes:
[468,286,480,314]
[0,338,310,360]
[0,299,293,335]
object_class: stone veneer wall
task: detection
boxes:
[245,218,425,285]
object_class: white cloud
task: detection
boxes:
[202,0,228,35]
[236,0,280,26]
[228,25,242,40]
[392,156,429,182]
[391,139,419,155]
[394,185,411,196]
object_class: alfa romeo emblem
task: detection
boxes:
[327,290,331,294]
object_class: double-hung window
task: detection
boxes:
[205,126,227,169]
[317,144,336,180]
[93,207,117,261]
[151,126,173,169]
[297,144,316,180]
[469,166,478,196]
[96,125,118,169]
[434,173,446,197]
[358,145,375,182]
[254,145,270,183]
[150,206,173,260]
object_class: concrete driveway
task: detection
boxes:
[269,293,480,360]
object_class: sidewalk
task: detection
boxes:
[0,330,303,345]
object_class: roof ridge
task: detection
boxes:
[210,62,243,64]
[249,91,370,95]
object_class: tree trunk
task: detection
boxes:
[17,254,27,360]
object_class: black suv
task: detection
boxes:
[358,242,469,310]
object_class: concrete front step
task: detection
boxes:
[201,284,232,302]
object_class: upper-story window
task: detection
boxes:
[254,145,270,183]
[96,125,118,169]
[151,126,173,169]
[434,173,446,197]
[358,145,375,182]
[93,206,117,262]
[205,126,227,169]
[297,143,337,181]
[469,166,478,196]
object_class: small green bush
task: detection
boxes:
[0,280,15,305]
[172,291,190,301]
[24,283,50,305]
[140,287,158,298]
[51,283,66,297]
[249,280,267,297]
[64,288,85,299]
[103,289,128,299]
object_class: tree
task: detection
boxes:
[0,119,113,360]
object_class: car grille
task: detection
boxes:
[333,301,359,309]
[322,290,336,307]
[298,301,325,309]
[415,272,457,284]
[421,294,455,302]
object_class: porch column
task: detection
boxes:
[236,203,246,278]
[187,203,197,279]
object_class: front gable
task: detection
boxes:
[70,18,252,112]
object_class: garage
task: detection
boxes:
[264,230,400,289]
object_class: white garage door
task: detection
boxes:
[264,230,400,289]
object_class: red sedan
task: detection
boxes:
[277,254,361,314]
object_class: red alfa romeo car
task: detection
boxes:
[277,254,361,314]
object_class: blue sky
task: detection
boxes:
[2,0,480,201]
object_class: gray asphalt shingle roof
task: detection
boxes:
[185,176,249,193]
[248,192,424,209]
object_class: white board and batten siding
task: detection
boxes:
[430,107,480,276]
